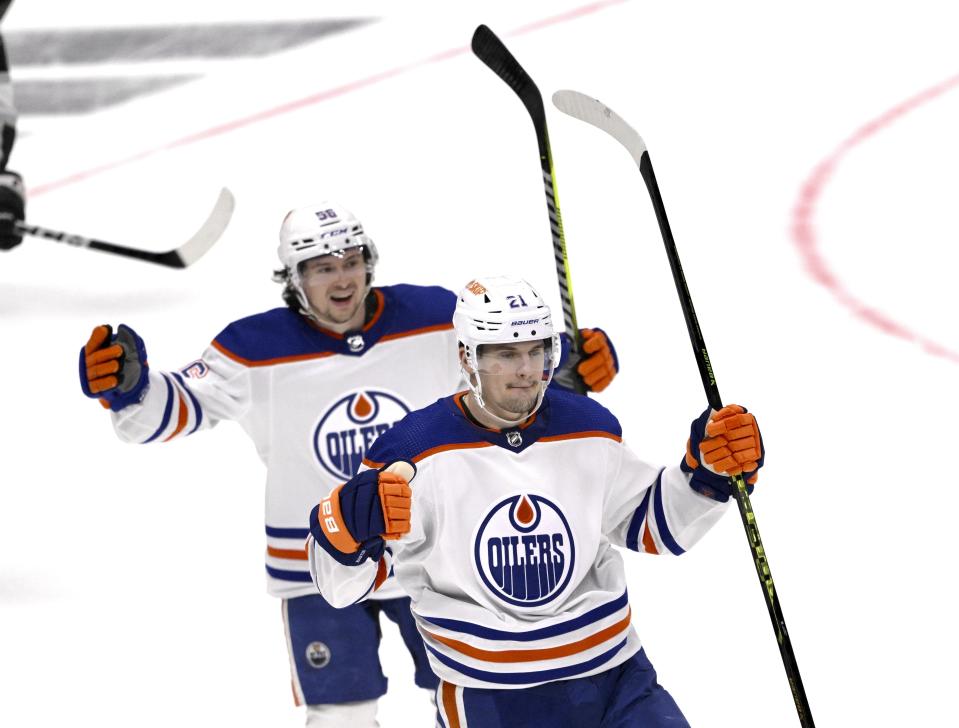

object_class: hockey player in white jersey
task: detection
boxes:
[308,276,765,727]
[78,206,620,727]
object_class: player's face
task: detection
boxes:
[474,340,547,418]
[300,248,368,328]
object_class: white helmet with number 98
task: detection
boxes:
[276,202,379,315]
[453,276,561,425]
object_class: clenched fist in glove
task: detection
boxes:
[311,467,413,566]
[681,404,764,502]
[79,324,150,411]
[576,328,618,392]
[555,327,620,393]
[0,170,25,251]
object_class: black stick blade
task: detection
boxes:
[471,25,546,131]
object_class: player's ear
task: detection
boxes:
[458,343,472,373]
[458,343,480,387]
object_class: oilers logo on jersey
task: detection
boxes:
[313,389,411,480]
[473,493,576,608]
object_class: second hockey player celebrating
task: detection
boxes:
[309,276,765,727]
[78,205,619,728]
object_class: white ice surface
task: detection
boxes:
[2,1,958,726]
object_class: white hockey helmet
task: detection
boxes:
[277,201,379,314]
[453,276,561,424]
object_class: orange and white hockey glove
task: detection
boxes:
[681,404,764,502]
[310,468,412,565]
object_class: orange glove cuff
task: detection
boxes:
[318,485,361,554]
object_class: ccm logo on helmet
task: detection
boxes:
[473,493,575,608]
[319,227,348,239]
[313,390,411,480]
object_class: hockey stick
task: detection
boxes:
[470,25,586,393]
[0,187,235,268]
[552,89,815,727]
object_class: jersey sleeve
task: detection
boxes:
[604,439,728,555]
[109,342,251,444]
[307,535,397,608]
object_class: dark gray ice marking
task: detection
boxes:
[13,76,198,115]
[5,19,374,65]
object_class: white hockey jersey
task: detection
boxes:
[109,284,462,598]
[308,388,730,689]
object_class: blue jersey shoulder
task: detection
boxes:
[541,388,623,439]
[212,307,332,362]
[379,284,456,335]
[365,395,478,466]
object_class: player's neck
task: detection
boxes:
[320,308,365,335]
[463,392,530,430]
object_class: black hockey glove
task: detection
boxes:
[0,170,25,250]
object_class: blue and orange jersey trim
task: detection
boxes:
[418,591,634,687]
[210,285,457,367]
[363,388,624,467]
[423,608,631,663]
[140,373,204,444]
[625,469,685,557]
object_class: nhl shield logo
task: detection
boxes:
[313,389,411,480]
[346,333,365,353]
[473,493,575,608]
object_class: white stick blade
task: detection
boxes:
[551,90,648,166]
[173,187,236,267]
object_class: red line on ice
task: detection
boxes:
[30,0,628,197]
[791,71,959,364]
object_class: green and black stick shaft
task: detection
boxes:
[471,25,586,393]
[552,89,814,727]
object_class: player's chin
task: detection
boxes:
[325,297,360,321]
[502,387,538,414]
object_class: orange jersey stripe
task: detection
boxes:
[413,441,493,463]
[211,339,337,368]
[373,558,389,591]
[442,682,461,728]
[163,392,189,442]
[378,321,454,344]
[425,610,631,663]
[267,546,308,561]
[642,523,658,554]
[365,440,495,469]
[539,430,622,444]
